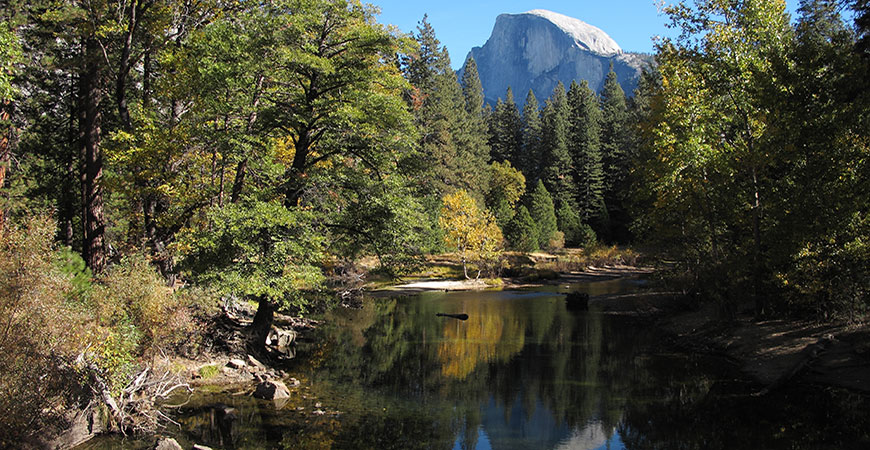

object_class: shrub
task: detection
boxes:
[0,216,92,445]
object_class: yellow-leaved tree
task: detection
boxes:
[439,189,504,279]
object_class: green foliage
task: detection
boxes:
[0,21,20,101]
[504,205,539,252]
[489,87,523,164]
[486,161,526,228]
[198,364,220,380]
[540,82,574,208]
[557,203,583,247]
[567,80,606,225]
[519,90,543,184]
[405,17,489,200]
[179,201,325,313]
[528,181,558,250]
[784,212,869,319]
[54,246,93,301]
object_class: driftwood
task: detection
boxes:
[436,313,469,321]
[754,334,837,396]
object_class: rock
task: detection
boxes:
[566,291,590,311]
[287,377,300,387]
[227,358,247,369]
[460,9,652,107]
[43,401,109,449]
[267,327,297,349]
[253,379,291,400]
[247,354,266,370]
[193,445,214,450]
[154,437,183,450]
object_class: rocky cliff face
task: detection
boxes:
[462,10,652,105]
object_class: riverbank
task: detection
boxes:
[657,304,870,393]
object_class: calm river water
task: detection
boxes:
[82,279,869,449]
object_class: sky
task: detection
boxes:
[368,1,804,69]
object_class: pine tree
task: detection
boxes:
[489,87,523,164]
[458,56,491,191]
[405,17,489,199]
[599,65,630,242]
[567,80,606,224]
[540,82,574,209]
[520,89,543,185]
[528,180,558,249]
[600,64,629,196]
[505,205,539,252]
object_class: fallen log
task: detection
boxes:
[436,313,469,321]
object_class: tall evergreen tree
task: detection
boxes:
[458,56,491,191]
[488,87,523,164]
[567,80,605,225]
[599,65,631,242]
[540,82,574,209]
[519,89,543,184]
[600,65,629,195]
[404,17,488,199]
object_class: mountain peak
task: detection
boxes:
[462,10,652,107]
[520,9,622,56]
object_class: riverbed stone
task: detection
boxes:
[227,358,246,369]
[247,354,266,370]
[154,437,183,450]
[253,379,291,400]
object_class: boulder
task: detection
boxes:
[267,327,296,348]
[193,445,214,450]
[154,438,183,450]
[253,379,291,400]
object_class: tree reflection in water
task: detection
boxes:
[138,286,869,450]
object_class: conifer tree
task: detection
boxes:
[599,65,630,241]
[519,90,543,184]
[600,65,629,196]
[405,17,488,199]
[458,56,492,190]
[540,82,574,209]
[567,80,606,224]
[489,87,523,164]
[505,205,539,252]
[528,180,558,249]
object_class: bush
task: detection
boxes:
[0,216,92,445]
[578,224,597,249]
[548,231,565,250]
[92,254,197,356]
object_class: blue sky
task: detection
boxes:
[368,1,804,69]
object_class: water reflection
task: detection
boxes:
[82,282,870,449]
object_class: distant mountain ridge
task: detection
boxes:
[461,10,653,105]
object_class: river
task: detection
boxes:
[81,278,870,449]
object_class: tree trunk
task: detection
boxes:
[249,297,274,353]
[751,166,765,317]
[79,37,107,273]
[230,158,247,204]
